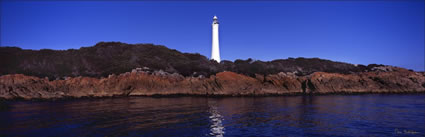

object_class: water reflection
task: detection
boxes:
[207,99,225,137]
[0,95,424,137]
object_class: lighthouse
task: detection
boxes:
[211,15,221,62]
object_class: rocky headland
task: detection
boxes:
[1,66,425,99]
[1,42,424,99]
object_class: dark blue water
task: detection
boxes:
[0,94,424,137]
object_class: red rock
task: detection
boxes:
[1,69,424,99]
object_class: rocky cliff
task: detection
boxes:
[1,42,424,99]
[1,67,424,99]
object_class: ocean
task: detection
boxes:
[1,94,424,137]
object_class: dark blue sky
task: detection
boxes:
[1,1,424,71]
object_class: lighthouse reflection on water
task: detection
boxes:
[208,100,225,137]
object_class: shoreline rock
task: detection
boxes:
[1,67,424,100]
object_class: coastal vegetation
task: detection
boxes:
[0,42,393,79]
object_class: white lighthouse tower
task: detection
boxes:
[211,15,221,62]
